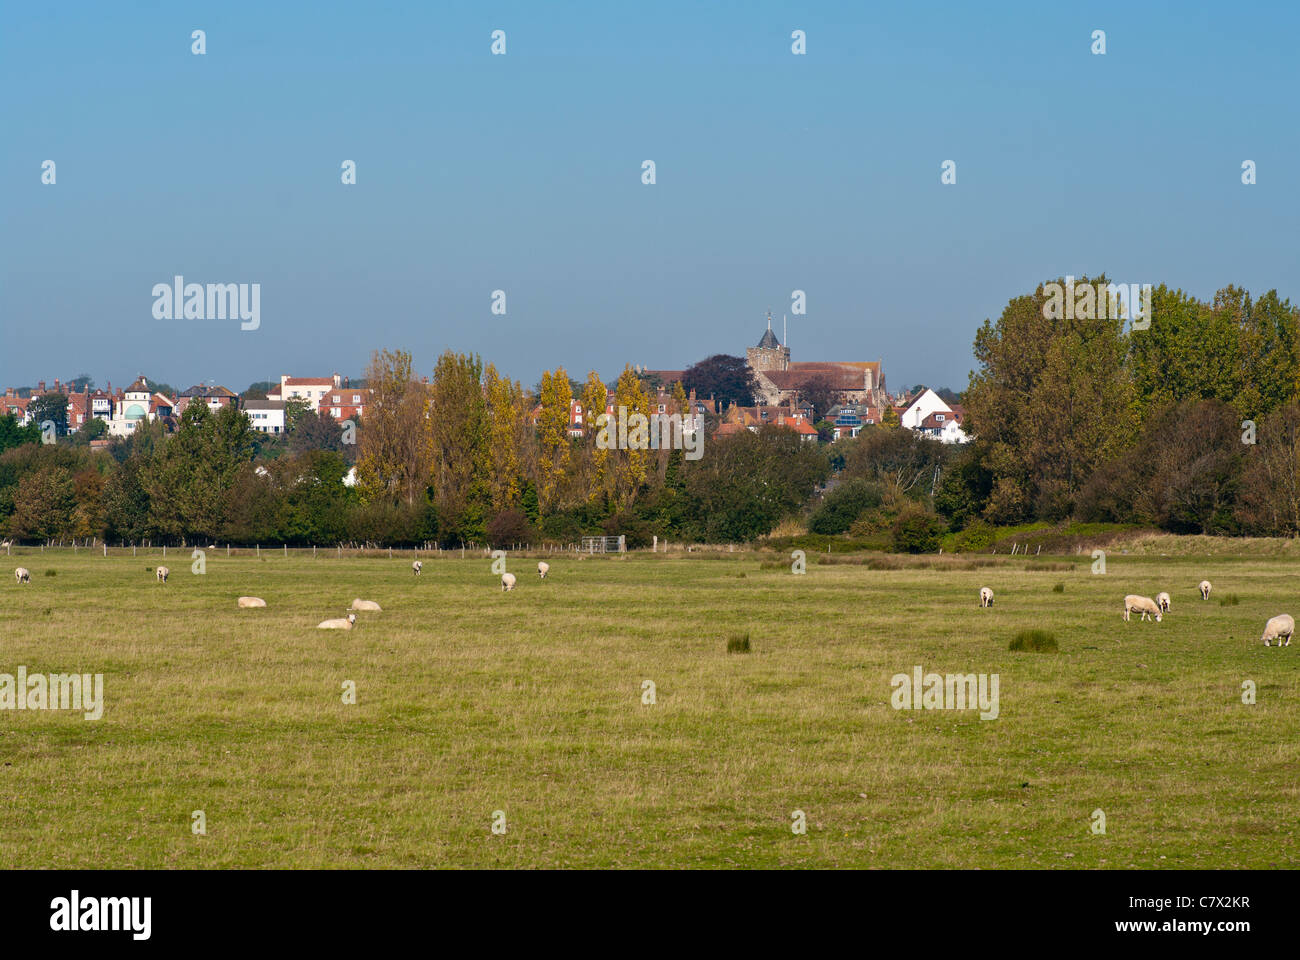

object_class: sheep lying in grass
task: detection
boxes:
[317,613,357,630]
[1199,580,1212,600]
[14,567,31,585]
[538,561,550,580]
[979,586,993,608]
[351,599,382,612]
[412,560,423,576]
[1156,592,1171,613]
[237,596,267,608]
[501,572,517,592]
[1123,595,1162,622]
[156,566,170,583]
[1261,614,1294,647]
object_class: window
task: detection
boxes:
[352,395,360,403]
[333,395,341,404]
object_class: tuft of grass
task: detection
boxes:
[726,633,752,654]
[44,569,57,577]
[1219,593,1241,606]
[1009,629,1058,653]
[1052,583,1065,593]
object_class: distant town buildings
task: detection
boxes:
[0,324,969,445]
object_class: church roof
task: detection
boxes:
[756,328,782,349]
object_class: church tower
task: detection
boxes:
[745,312,790,372]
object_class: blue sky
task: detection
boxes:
[2,0,1297,395]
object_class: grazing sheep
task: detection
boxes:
[156,566,170,583]
[1261,614,1294,647]
[1123,594,1163,622]
[237,597,267,608]
[317,613,357,630]
[501,572,517,592]
[538,561,550,580]
[979,586,993,608]
[14,567,31,585]
[350,599,382,612]
[1199,580,1212,600]
[412,560,423,576]
[1156,591,1171,613]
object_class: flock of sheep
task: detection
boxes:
[978,578,1293,646]
[10,555,1294,646]
[11,556,554,631]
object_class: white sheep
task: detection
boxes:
[501,572,517,592]
[538,561,550,580]
[1261,614,1294,647]
[237,597,267,608]
[351,599,382,612]
[14,567,31,585]
[317,613,357,630]
[979,586,993,608]
[412,560,423,576]
[156,566,170,583]
[1123,595,1163,622]
[1156,591,1171,613]
[1199,580,1212,600]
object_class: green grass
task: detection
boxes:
[0,546,1297,868]
[1009,629,1059,653]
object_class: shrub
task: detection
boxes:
[486,509,536,548]
[726,633,751,653]
[891,506,944,554]
[1009,629,1058,652]
[808,479,885,535]
[947,520,997,552]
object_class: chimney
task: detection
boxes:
[54,379,61,393]
[38,380,45,393]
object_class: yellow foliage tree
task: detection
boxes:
[537,368,572,512]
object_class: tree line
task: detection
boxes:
[3,279,1298,548]
[0,351,827,546]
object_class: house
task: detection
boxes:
[715,403,818,441]
[899,388,970,444]
[272,374,345,409]
[917,405,970,444]
[318,387,371,422]
[243,399,286,435]
[176,384,238,415]
[1,389,32,425]
[106,376,175,437]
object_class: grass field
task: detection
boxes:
[1,545,1297,868]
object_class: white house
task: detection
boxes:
[243,399,286,435]
[900,388,970,444]
[106,376,176,437]
[271,374,343,409]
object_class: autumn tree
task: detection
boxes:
[429,351,489,538]
[484,363,528,513]
[356,349,433,507]
[611,365,651,506]
[536,368,573,513]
